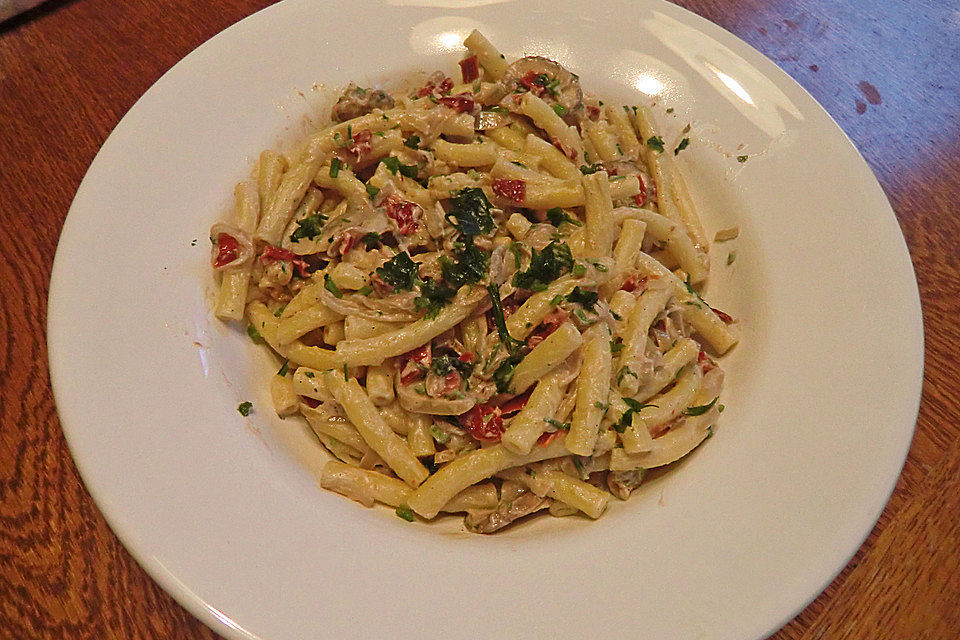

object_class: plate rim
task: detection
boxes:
[47,1,925,638]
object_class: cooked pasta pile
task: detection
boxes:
[210,31,738,533]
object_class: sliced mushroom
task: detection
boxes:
[396,376,475,415]
[501,56,584,123]
[607,469,645,500]
[330,83,396,123]
[463,490,551,533]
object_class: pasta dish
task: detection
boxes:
[209,31,738,533]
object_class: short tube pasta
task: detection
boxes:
[209,32,737,534]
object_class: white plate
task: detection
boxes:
[47,1,923,639]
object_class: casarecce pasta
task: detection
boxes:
[209,32,739,533]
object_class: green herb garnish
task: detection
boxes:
[565,286,598,311]
[447,187,494,236]
[440,238,489,288]
[277,359,290,377]
[237,401,253,416]
[323,273,343,299]
[404,134,421,149]
[737,155,748,162]
[493,352,524,393]
[579,163,603,175]
[546,207,582,228]
[487,283,524,353]
[674,137,690,155]
[329,157,341,177]
[543,417,571,431]
[552,103,568,117]
[376,252,418,291]
[361,232,382,250]
[646,136,665,153]
[684,397,719,416]
[512,241,574,291]
[247,325,262,343]
[613,398,657,433]
[365,183,380,199]
[289,213,328,243]
[395,505,416,522]
[414,278,456,318]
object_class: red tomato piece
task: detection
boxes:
[438,93,475,113]
[383,195,421,235]
[500,390,532,416]
[458,55,479,83]
[632,174,648,207]
[260,245,310,277]
[492,179,526,204]
[213,233,239,268]
[711,306,734,324]
[537,430,563,447]
[462,404,504,442]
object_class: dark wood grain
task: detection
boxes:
[1,1,957,638]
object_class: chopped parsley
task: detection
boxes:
[440,238,489,288]
[572,263,587,277]
[429,425,451,444]
[395,505,416,522]
[277,359,291,377]
[493,352,524,393]
[376,252,418,291]
[546,207,582,228]
[365,183,380,199]
[614,398,657,433]
[550,294,564,306]
[324,273,343,299]
[727,251,737,265]
[512,240,574,291]
[565,286,598,311]
[684,396,719,416]
[579,163,603,175]
[509,242,524,269]
[552,103,568,117]
[289,212,327,243]
[404,134,421,149]
[674,137,690,154]
[683,274,707,308]
[431,353,473,378]
[447,187,495,236]
[487,283,524,353]
[737,155,748,162]
[666,107,675,113]
[381,156,419,179]
[610,338,625,353]
[357,284,373,296]
[329,157,341,177]
[414,278,456,318]
[616,366,637,385]
[483,105,509,113]
[246,325,262,343]
[646,136,665,153]
[588,259,609,272]
[543,417,571,431]
[237,401,253,416]
[361,232,382,250]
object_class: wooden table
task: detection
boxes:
[1,1,957,637]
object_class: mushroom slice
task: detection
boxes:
[501,56,584,122]
[330,83,396,122]
[464,491,551,533]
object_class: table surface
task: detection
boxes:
[1,0,958,638]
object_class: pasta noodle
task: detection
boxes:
[209,34,739,533]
